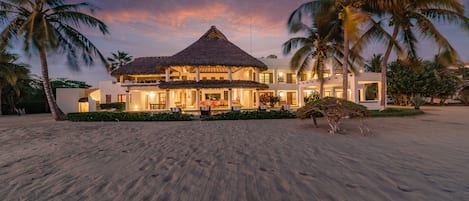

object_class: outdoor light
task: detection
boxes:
[279,72,284,77]
[279,92,285,97]
[149,92,156,99]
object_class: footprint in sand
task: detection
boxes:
[227,161,239,166]
[298,171,316,179]
[397,185,415,192]
[195,159,210,167]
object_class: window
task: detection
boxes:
[365,83,378,100]
[300,74,307,81]
[286,73,293,84]
[117,94,126,102]
[205,93,221,100]
[278,72,285,83]
[224,91,229,100]
[182,76,188,80]
[211,77,216,80]
[202,77,207,80]
[105,94,111,103]
[260,73,273,84]
[220,77,224,80]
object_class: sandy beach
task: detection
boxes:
[1,106,468,201]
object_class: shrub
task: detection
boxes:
[269,96,281,107]
[457,88,469,105]
[411,94,426,109]
[67,112,192,121]
[368,108,424,117]
[203,110,296,121]
[296,97,368,134]
[100,102,125,111]
[304,92,320,104]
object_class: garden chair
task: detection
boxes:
[258,105,267,111]
[200,106,211,116]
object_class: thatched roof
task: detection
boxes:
[159,80,268,89]
[111,57,168,76]
[164,26,268,70]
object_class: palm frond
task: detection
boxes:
[49,10,108,34]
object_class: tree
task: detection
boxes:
[0,49,29,115]
[107,51,133,72]
[50,77,91,97]
[0,0,109,120]
[422,57,460,105]
[283,21,342,98]
[377,0,469,108]
[287,0,398,100]
[387,57,460,106]
[364,54,382,72]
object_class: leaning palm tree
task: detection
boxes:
[0,49,29,115]
[283,21,343,98]
[106,51,133,72]
[0,0,109,120]
[288,0,386,100]
[376,0,469,108]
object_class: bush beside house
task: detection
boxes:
[67,112,192,121]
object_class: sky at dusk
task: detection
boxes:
[11,0,469,87]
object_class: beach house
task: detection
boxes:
[57,26,383,113]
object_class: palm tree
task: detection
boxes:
[288,0,386,100]
[377,0,469,108]
[0,0,109,120]
[107,51,133,72]
[283,21,342,98]
[364,54,383,72]
[0,49,29,115]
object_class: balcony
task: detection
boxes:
[121,80,162,87]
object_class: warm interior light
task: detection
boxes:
[149,92,156,99]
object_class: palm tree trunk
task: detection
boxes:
[381,26,399,108]
[38,43,66,121]
[319,78,325,98]
[342,30,349,100]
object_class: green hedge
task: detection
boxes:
[99,102,125,111]
[368,108,424,117]
[67,112,192,121]
[203,110,296,121]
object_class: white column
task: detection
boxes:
[378,81,384,109]
[196,67,200,82]
[273,69,278,84]
[165,90,170,110]
[256,89,260,107]
[228,88,233,109]
[240,89,244,106]
[298,86,304,107]
[196,89,201,109]
[125,89,130,111]
[255,69,260,82]
[350,74,359,102]
[165,68,171,82]
[228,67,233,81]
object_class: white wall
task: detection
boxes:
[99,81,127,103]
[56,88,86,114]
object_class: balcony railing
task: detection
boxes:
[121,80,162,86]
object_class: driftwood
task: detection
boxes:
[297,97,369,134]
